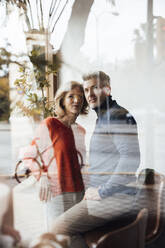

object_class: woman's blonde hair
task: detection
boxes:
[54,81,88,118]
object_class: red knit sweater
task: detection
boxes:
[23,117,84,196]
[45,117,84,194]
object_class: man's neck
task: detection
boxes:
[93,95,113,116]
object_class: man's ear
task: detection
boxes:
[103,86,111,96]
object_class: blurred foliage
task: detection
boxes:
[0,46,25,76]
[0,77,10,121]
[14,47,61,120]
[1,1,64,121]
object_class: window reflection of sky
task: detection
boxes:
[81,0,165,63]
[0,0,164,61]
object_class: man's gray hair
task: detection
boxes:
[82,71,110,86]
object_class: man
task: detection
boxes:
[51,71,140,248]
[0,183,21,247]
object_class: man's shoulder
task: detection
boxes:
[110,101,128,119]
[111,100,127,111]
[110,100,137,125]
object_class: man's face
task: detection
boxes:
[83,78,111,109]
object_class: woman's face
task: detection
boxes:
[63,86,84,116]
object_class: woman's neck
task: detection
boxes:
[57,114,77,127]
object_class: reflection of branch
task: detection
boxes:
[36,0,41,30]
[0,59,25,68]
[23,10,32,30]
[48,0,58,29]
[26,0,34,29]
[52,0,69,32]
[6,0,71,32]
[9,61,26,67]
[39,0,44,30]
[49,0,61,29]
[49,0,58,18]
[0,48,28,70]
[41,85,46,117]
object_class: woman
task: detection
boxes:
[15,81,88,235]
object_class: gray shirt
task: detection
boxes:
[88,96,140,198]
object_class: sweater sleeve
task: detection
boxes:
[72,123,86,166]
[18,119,56,173]
[98,125,140,198]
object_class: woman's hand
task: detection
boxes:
[39,175,52,202]
[84,187,101,200]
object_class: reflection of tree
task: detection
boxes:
[133,25,147,68]
[0,45,26,121]
[0,77,10,121]
[1,1,68,120]
[0,44,61,120]
[2,0,70,32]
[133,22,157,67]
[133,23,147,42]
[14,47,61,120]
[0,47,25,73]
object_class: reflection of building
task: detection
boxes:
[136,109,165,176]
[156,17,165,62]
[134,41,147,68]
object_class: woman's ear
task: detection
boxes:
[103,86,111,96]
[60,98,65,110]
